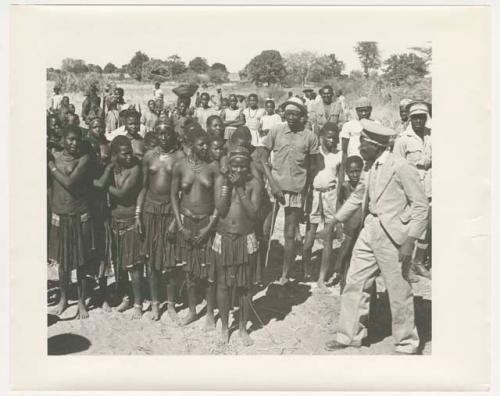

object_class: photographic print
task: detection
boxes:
[44,6,433,357]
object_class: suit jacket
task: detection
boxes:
[335,153,428,245]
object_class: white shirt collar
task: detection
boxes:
[375,150,390,167]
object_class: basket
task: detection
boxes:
[172,84,199,98]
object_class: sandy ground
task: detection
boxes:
[47,209,431,356]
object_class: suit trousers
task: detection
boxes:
[335,214,420,353]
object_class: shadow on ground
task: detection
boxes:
[48,333,91,355]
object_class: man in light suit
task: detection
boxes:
[325,119,429,355]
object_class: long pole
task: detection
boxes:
[264,200,279,268]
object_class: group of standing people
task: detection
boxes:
[47,81,431,352]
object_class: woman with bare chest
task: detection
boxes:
[48,125,93,320]
[95,135,144,319]
[171,126,219,328]
[212,147,262,345]
[84,118,113,311]
[136,123,184,321]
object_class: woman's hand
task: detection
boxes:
[134,217,143,236]
[193,225,211,246]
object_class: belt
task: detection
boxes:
[314,185,337,193]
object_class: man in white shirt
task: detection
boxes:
[325,119,428,355]
[339,97,378,158]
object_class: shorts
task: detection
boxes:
[309,188,337,224]
[268,189,304,208]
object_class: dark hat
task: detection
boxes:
[302,88,314,93]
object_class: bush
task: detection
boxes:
[47,70,112,94]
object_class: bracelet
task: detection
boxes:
[50,166,57,173]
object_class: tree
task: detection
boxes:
[211,62,228,73]
[208,69,229,84]
[127,51,150,81]
[188,57,209,74]
[354,42,381,78]
[87,64,103,73]
[309,53,345,82]
[284,51,319,87]
[165,54,187,77]
[382,53,428,86]
[103,62,118,73]
[409,46,432,67]
[243,50,288,86]
[141,59,169,82]
[61,58,89,74]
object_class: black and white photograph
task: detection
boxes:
[44,6,433,357]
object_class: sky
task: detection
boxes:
[43,6,431,74]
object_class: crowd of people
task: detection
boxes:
[46,81,432,352]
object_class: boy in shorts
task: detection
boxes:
[302,122,342,289]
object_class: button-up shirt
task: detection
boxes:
[393,125,432,198]
[262,123,320,193]
[368,150,389,215]
[340,118,380,157]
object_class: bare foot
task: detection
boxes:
[218,327,229,345]
[181,311,197,326]
[278,277,289,286]
[239,329,254,347]
[317,280,329,292]
[204,313,216,331]
[116,297,132,313]
[167,307,179,323]
[76,302,89,320]
[131,305,142,320]
[150,302,160,321]
[53,298,68,316]
[102,301,112,313]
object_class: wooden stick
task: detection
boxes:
[264,200,279,268]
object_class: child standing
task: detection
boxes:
[259,100,282,142]
[335,155,363,292]
[301,122,343,289]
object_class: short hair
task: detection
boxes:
[122,109,140,121]
[155,122,174,135]
[209,133,224,145]
[111,135,132,154]
[148,99,155,106]
[248,93,258,101]
[144,131,159,146]
[230,126,252,145]
[200,92,210,100]
[155,82,160,88]
[346,155,363,169]
[228,94,237,101]
[206,115,222,128]
[319,85,334,94]
[62,124,82,139]
[89,117,104,127]
[185,123,207,144]
[320,121,339,137]
[265,99,275,107]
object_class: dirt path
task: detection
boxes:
[47,210,431,355]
